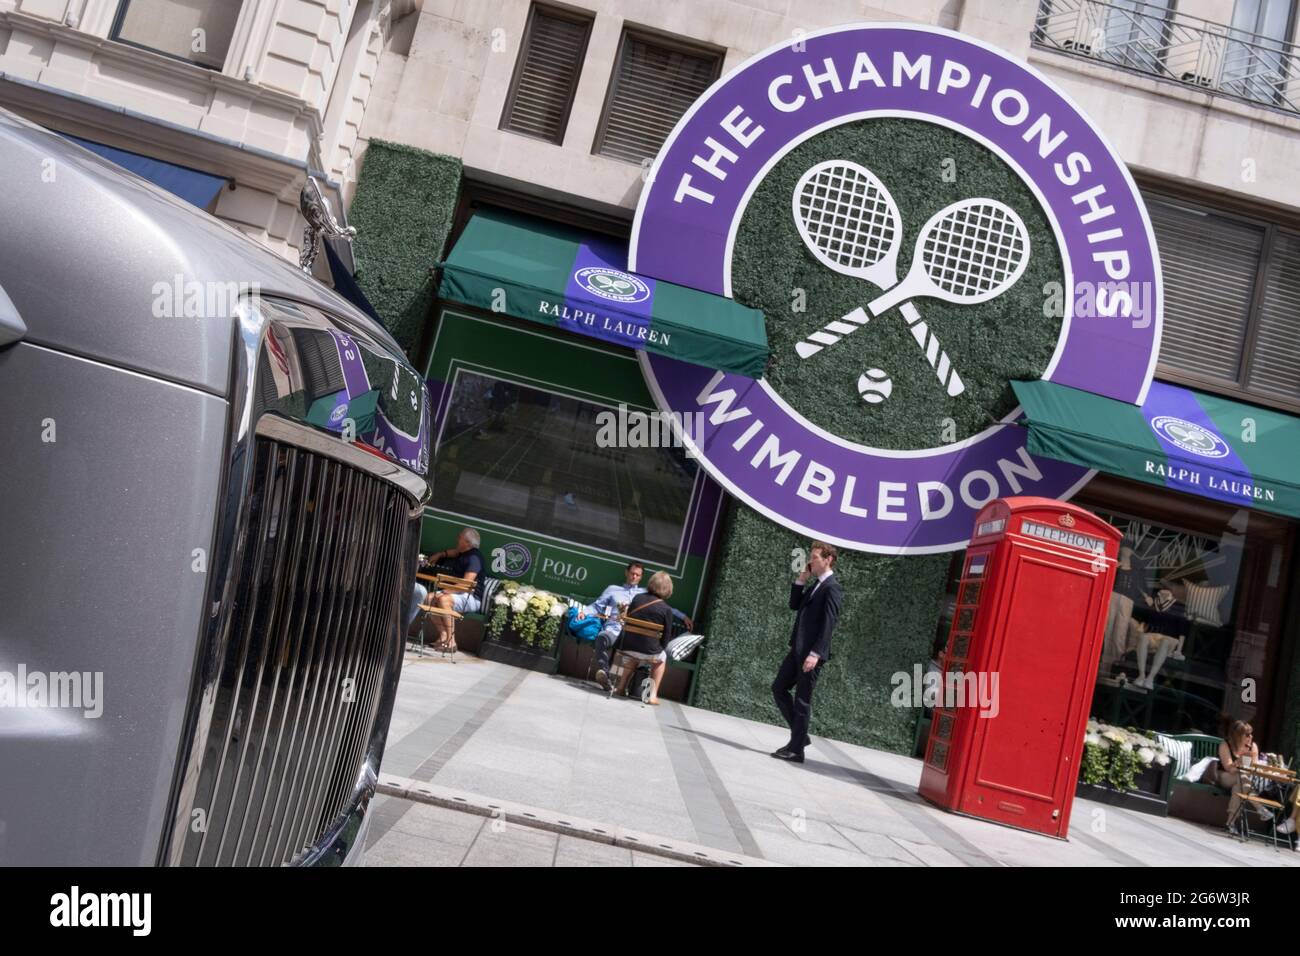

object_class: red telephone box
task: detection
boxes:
[918,496,1121,839]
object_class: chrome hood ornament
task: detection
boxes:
[299,175,356,273]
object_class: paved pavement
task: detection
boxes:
[364,799,696,866]
[365,650,1300,867]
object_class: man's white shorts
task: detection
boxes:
[451,592,481,614]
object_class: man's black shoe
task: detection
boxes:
[770,747,805,763]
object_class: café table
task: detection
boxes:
[1239,763,1298,850]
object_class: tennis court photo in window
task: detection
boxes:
[433,369,698,564]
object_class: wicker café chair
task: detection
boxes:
[413,572,475,661]
[1234,763,1298,851]
[606,615,665,704]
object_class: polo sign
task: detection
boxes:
[630,24,1162,554]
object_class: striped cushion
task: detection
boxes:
[1184,581,1228,627]
[1157,733,1192,778]
[480,577,502,609]
[666,633,705,661]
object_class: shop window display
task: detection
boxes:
[433,370,696,565]
[929,478,1293,743]
[1080,477,1294,744]
[1093,510,1245,730]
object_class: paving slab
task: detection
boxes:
[372,650,1299,868]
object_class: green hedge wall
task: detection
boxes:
[696,504,955,753]
[694,118,1063,753]
[348,140,463,355]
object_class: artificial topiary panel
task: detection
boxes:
[694,118,1064,752]
[348,140,463,355]
[695,503,955,753]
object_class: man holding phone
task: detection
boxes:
[771,542,843,763]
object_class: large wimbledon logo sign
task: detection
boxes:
[629,24,1162,554]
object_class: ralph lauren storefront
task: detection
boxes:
[355,22,1300,761]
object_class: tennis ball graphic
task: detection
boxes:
[858,369,892,404]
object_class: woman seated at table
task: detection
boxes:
[1281,777,1299,836]
[1216,720,1269,829]
[614,571,676,705]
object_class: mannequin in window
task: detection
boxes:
[1101,545,1148,678]
[1127,587,1188,691]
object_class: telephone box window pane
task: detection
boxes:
[960,581,982,605]
[929,742,949,770]
[936,713,955,740]
[951,634,970,659]
[433,370,696,564]
[956,607,975,632]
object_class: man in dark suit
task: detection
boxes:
[771,541,843,763]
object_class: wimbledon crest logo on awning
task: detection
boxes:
[576,267,652,304]
[629,23,1163,554]
[1149,416,1231,459]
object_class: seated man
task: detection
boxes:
[613,572,679,705]
[407,580,428,632]
[577,562,691,690]
[419,527,485,652]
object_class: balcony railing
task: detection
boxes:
[1033,0,1300,116]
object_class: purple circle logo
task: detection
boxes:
[629,24,1162,554]
[492,542,532,577]
[575,267,651,303]
[1150,416,1229,459]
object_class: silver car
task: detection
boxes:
[0,107,429,866]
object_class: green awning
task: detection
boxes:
[1013,379,1300,519]
[438,207,768,378]
[306,387,378,435]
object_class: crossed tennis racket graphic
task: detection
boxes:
[791,160,1032,400]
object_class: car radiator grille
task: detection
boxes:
[175,436,410,865]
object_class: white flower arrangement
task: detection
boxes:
[1081,720,1173,791]
[488,581,566,650]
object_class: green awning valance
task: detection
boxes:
[438,208,768,378]
[1013,379,1300,519]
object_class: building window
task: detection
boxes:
[593,28,722,165]
[110,0,243,71]
[1144,190,1300,410]
[1223,0,1297,106]
[1075,476,1295,746]
[1033,0,1300,115]
[433,369,697,565]
[499,4,593,144]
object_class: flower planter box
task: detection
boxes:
[1076,764,1171,817]
[481,614,561,674]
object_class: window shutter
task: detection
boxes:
[1148,198,1264,383]
[1245,230,1300,399]
[595,34,720,164]
[500,7,592,143]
